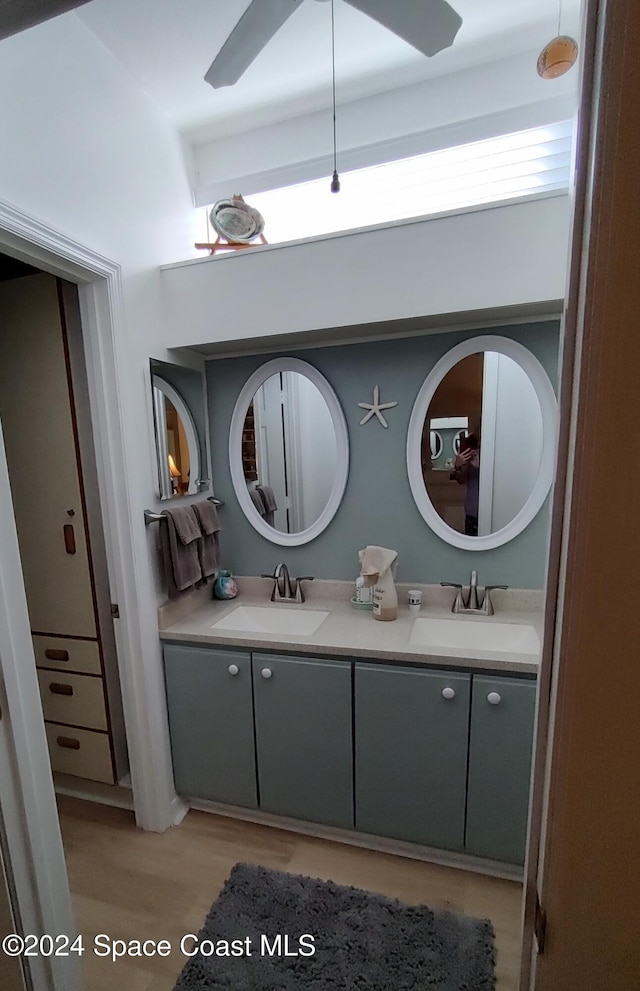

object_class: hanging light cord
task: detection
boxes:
[557,0,563,36]
[330,0,340,192]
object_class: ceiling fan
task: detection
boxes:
[205,0,463,89]
[0,0,92,42]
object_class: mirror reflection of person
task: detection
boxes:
[452,432,480,536]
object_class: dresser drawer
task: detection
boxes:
[45,723,114,784]
[37,670,108,731]
[32,635,102,675]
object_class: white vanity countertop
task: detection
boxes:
[158,579,543,675]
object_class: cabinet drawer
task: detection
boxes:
[32,635,102,675]
[45,723,114,784]
[37,669,107,731]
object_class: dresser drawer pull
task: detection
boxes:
[44,648,69,662]
[56,736,80,750]
[49,683,74,697]
[63,524,76,555]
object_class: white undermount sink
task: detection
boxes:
[210,605,330,637]
[409,617,540,656]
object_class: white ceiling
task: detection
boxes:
[75,0,583,145]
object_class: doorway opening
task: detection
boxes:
[0,257,130,795]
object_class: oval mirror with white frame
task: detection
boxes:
[229,357,349,546]
[151,375,201,499]
[407,336,558,550]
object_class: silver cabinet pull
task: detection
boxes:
[261,668,273,679]
[228,664,239,676]
[487,691,502,705]
[441,687,456,700]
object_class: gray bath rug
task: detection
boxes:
[173,862,495,990]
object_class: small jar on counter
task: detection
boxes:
[213,570,238,600]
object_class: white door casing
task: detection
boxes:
[0,420,81,991]
[0,197,185,833]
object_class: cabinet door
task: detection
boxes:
[252,653,353,828]
[355,663,470,850]
[163,644,257,808]
[466,674,537,864]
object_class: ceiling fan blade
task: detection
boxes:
[0,0,92,41]
[205,0,304,90]
[344,0,462,57]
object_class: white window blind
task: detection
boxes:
[199,121,573,247]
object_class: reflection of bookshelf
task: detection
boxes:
[242,401,258,481]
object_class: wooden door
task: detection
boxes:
[526,1,640,985]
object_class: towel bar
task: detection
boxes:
[144,497,224,526]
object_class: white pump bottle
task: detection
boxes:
[358,546,398,622]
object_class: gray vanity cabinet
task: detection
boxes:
[163,640,535,866]
[465,674,537,864]
[163,644,257,808]
[252,653,353,829]
[354,663,471,850]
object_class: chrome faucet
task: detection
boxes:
[441,571,508,616]
[261,564,314,603]
[273,562,293,601]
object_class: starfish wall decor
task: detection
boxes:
[358,385,398,429]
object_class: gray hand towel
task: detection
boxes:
[249,488,266,515]
[256,484,277,527]
[192,501,221,580]
[256,484,277,512]
[159,505,203,599]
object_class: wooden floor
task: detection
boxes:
[58,796,523,991]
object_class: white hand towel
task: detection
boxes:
[358,545,398,582]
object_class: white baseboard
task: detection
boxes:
[170,794,189,827]
[53,771,134,810]
[186,798,523,882]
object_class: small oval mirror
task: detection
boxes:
[151,375,201,499]
[407,336,557,550]
[229,358,349,546]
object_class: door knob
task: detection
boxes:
[227,664,239,676]
[441,687,456,700]
[261,668,273,679]
[487,691,502,705]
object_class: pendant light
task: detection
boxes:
[537,0,578,79]
[329,0,340,192]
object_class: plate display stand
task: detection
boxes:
[195,233,268,255]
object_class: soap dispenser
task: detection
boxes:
[358,546,398,621]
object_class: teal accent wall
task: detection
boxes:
[206,321,559,588]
